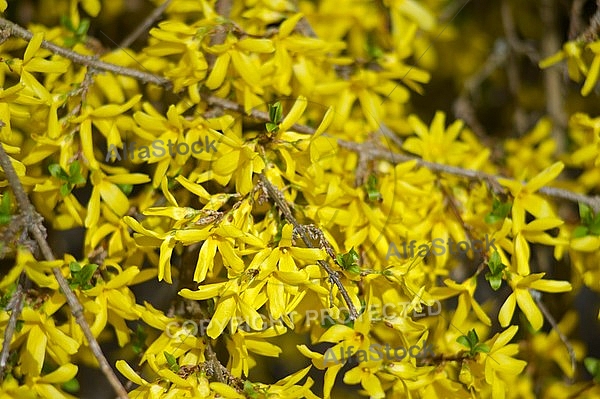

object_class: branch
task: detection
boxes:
[119,0,172,49]
[200,91,600,211]
[258,174,359,321]
[0,137,129,399]
[0,271,28,382]
[0,17,171,89]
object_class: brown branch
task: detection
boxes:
[540,0,567,154]
[532,290,576,383]
[258,174,359,321]
[2,14,598,222]
[0,271,28,382]
[119,0,172,49]
[577,0,600,42]
[0,17,171,89]
[0,139,129,398]
[200,91,600,211]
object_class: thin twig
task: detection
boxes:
[119,0,172,49]
[2,17,598,216]
[201,91,600,211]
[258,174,359,320]
[540,0,567,154]
[577,0,600,42]
[0,271,28,382]
[532,290,576,383]
[0,139,129,398]
[0,17,171,89]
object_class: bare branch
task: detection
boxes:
[119,0,172,49]
[0,271,28,382]
[258,174,359,321]
[0,139,129,399]
[0,17,171,89]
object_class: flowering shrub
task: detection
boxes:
[0,0,599,398]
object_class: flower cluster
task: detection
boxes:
[0,0,599,398]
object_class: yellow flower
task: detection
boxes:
[498,272,571,331]
[481,326,527,398]
[431,275,492,327]
[498,162,564,275]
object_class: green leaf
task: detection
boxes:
[164,351,179,372]
[268,101,283,124]
[117,183,133,196]
[61,377,80,393]
[266,122,279,133]
[49,164,69,180]
[487,251,504,274]
[69,262,82,273]
[572,225,589,238]
[60,183,72,197]
[243,380,259,399]
[589,220,600,236]
[473,343,490,353]
[60,14,75,31]
[485,197,511,224]
[456,335,472,349]
[365,174,382,202]
[132,325,147,355]
[78,264,98,287]
[485,273,503,291]
[337,247,360,272]
[76,19,90,36]
[0,193,10,225]
[584,357,600,382]
[579,203,593,224]
[467,329,479,345]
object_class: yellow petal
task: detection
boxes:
[529,279,571,293]
[280,96,307,131]
[23,325,47,376]
[498,293,516,328]
[24,32,44,63]
[515,289,543,330]
[38,364,78,384]
[207,295,237,338]
[116,360,148,385]
[525,162,564,192]
[582,54,600,96]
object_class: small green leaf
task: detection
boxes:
[76,19,90,36]
[60,183,72,197]
[266,122,279,133]
[243,380,259,399]
[467,329,479,345]
[456,335,471,349]
[164,351,179,372]
[78,264,98,288]
[579,203,593,224]
[117,184,133,196]
[485,273,503,291]
[584,357,600,382]
[473,343,490,353]
[589,220,600,236]
[572,225,589,238]
[365,174,382,202]
[61,377,80,393]
[60,14,75,31]
[69,262,82,273]
[268,101,283,124]
[49,164,69,180]
[132,325,147,355]
[485,197,512,224]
